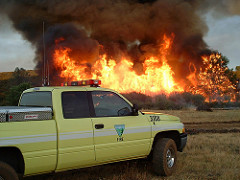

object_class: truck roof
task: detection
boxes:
[23,86,118,93]
[22,86,132,107]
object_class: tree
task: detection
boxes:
[0,79,10,106]
[189,51,236,102]
[5,83,31,106]
[235,66,240,79]
[235,66,240,102]
[11,67,30,85]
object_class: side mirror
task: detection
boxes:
[132,104,139,116]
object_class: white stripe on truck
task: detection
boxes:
[0,124,182,146]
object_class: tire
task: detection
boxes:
[152,138,177,176]
[0,161,19,180]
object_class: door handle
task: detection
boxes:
[95,124,104,129]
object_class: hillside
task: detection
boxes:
[0,70,38,81]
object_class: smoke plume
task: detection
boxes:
[0,0,238,85]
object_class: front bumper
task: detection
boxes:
[178,133,187,152]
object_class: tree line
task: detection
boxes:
[0,67,41,106]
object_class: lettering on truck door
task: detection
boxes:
[90,91,151,163]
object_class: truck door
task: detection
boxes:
[90,91,151,163]
[53,89,95,171]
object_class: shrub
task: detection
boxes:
[6,82,31,106]
[122,92,153,109]
[154,94,184,110]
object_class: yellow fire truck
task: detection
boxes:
[0,79,187,179]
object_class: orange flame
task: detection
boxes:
[53,35,236,101]
[187,62,197,87]
[53,34,184,95]
[189,53,236,102]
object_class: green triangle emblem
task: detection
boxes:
[114,124,125,137]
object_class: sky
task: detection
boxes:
[0,13,239,72]
[204,13,240,69]
[0,14,35,72]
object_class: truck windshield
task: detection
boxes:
[19,91,52,107]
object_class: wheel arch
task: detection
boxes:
[151,130,181,153]
[0,147,25,175]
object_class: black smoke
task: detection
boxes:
[0,0,238,85]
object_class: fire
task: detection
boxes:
[54,47,89,80]
[189,53,236,102]
[187,62,197,87]
[53,35,236,101]
[53,35,184,95]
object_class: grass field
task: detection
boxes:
[144,109,240,123]
[25,110,240,180]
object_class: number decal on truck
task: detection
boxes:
[150,116,160,122]
[114,124,125,142]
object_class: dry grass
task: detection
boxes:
[144,109,240,123]
[25,133,240,180]
[170,133,240,180]
[0,72,13,80]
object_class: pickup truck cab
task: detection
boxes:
[0,80,187,179]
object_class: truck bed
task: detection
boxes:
[0,106,52,122]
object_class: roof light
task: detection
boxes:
[61,79,101,87]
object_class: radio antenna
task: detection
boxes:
[42,21,50,86]
[42,21,45,86]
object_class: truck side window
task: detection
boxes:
[20,91,52,107]
[91,91,132,117]
[62,91,90,119]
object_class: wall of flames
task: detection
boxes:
[53,35,236,101]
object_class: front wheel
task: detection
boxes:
[0,161,19,180]
[152,138,177,176]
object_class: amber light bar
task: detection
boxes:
[61,79,101,87]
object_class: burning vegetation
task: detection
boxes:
[188,52,237,102]
[0,0,239,102]
[53,34,184,95]
[53,34,238,102]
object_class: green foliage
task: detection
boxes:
[5,82,31,106]
[225,68,238,87]
[0,92,6,106]
[235,66,240,81]
[11,67,30,86]
[216,53,238,90]
[220,55,229,67]
[0,67,39,106]
[0,80,11,106]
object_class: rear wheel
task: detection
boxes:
[152,138,177,176]
[0,161,19,180]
